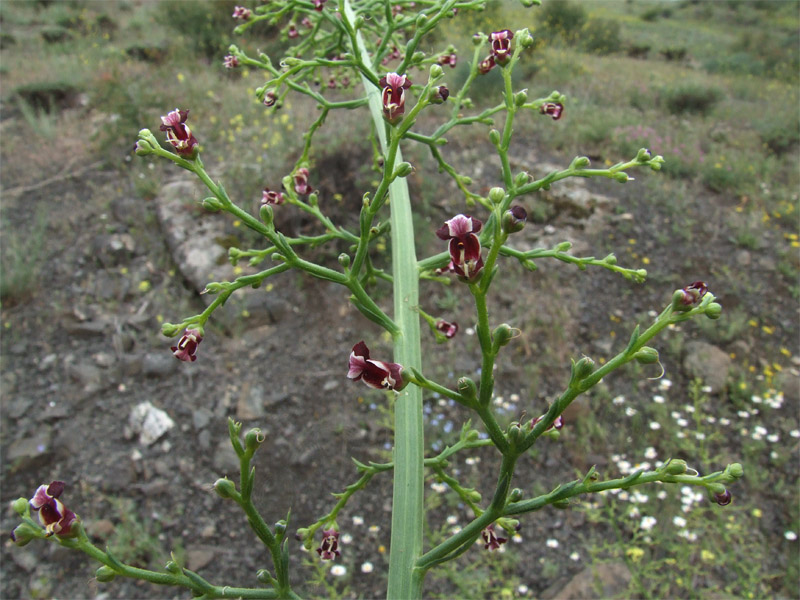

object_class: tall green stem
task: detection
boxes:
[341,1,424,598]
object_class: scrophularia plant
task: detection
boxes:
[11,1,743,598]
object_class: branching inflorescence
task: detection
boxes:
[11,1,742,599]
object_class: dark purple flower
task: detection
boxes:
[294,168,312,196]
[435,215,484,281]
[316,528,341,560]
[313,0,327,11]
[713,490,732,506]
[263,91,277,107]
[30,482,77,537]
[438,53,457,68]
[430,85,449,104]
[540,102,564,120]
[159,109,199,158]
[502,206,527,233]
[436,320,458,339]
[262,188,285,206]
[171,328,203,362]
[301,17,313,29]
[232,6,251,20]
[348,341,404,390]
[490,29,514,64]
[481,524,507,551]
[678,281,708,306]
[223,55,239,69]
[478,56,495,74]
[379,72,412,124]
[287,25,299,39]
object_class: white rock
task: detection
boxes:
[128,401,174,446]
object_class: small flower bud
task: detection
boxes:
[555,241,572,252]
[274,521,287,536]
[393,162,413,178]
[354,15,364,29]
[457,377,478,401]
[634,346,660,364]
[416,13,427,27]
[488,129,501,146]
[260,204,274,226]
[705,302,722,319]
[466,490,482,503]
[472,32,485,46]
[664,459,688,475]
[649,155,665,171]
[214,478,237,499]
[257,569,273,584]
[519,31,535,48]
[514,171,530,187]
[12,497,29,516]
[10,522,38,546]
[514,89,528,106]
[572,356,595,380]
[570,156,591,169]
[412,51,425,63]
[95,566,117,583]
[492,324,515,348]
[295,527,309,541]
[613,171,631,183]
[202,196,223,212]
[636,148,652,163]
[429,63,444,80]
[509,488,523,502]
[338,253,350,269]
[244,428,265,453]
[160,322,182,337]
[165,561,182,574]
[429,85,449,104]
[502,206,527,233]
[712,488,732,506]
[726,463,744,479]
[603,253,617,265]
[488,187,506,204]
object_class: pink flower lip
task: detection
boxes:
[347,341,404,390]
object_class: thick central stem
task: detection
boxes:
[342,2,424,598]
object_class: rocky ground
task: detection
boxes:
[1,100,798,600]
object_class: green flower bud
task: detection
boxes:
[502,206,527,233]
[472,32,486,46]
[705,302,722,319]
[613,171,631,183]
[274,520,287,536]
[282,57,302,68]
[354,15,365,29]
[134,129,159,156]
[514,90,528,107]
[214,478,237,499]
[201,197,222,212]
[10,522,38,546]
[603,253,617,265]
[465,429,480,442]
[338,253,350,269]
[508,488,523,502]
[95,566,117,583]
[412,51,425,63]
[257,569,273,584]
[260,204,274,227]
[514,171,530,187]
[308,192,318,207]
[493,324,515,349]
[507,421,524,444]
[555,241,572,252]
[457,377,478,401]
[664,459,688,475]
[570,155,591,169]
[649,155,665,171]
[204,282,225,295]
[244,428,265,454]
[519,31,535,47]
[458,175,473,186]
[429,64,443,80]
[295,527,309,541]
[488,129,501,146]
[488,187,506,204]
[636,148,652,163]
[521,0,542,8]
[553,499,570,509]
[415,14,427,28]
[12,497,29,516]
[726,463,744,479]
[544,428,561,440]
[467,489,482,503]
[572,356,595,380]
[165,560,182,575]
[393,162,413,178]
[709,483,726,495]
[161,322,182,338]
[634,347,660,364]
